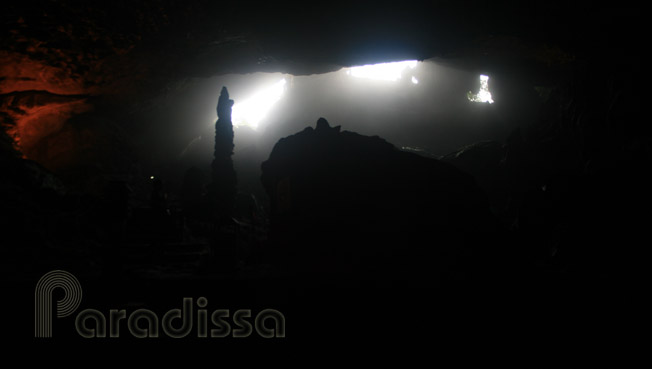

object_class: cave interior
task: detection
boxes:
[1,0,648,353]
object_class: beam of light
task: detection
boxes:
[468,74,494,104]
[179,135,202,159]
[231,78,287,130]
[345,60,418,82]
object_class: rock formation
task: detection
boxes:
[207,87,237,222]
[261,118,503,286]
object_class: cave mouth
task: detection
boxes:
[2,55,523,200]
[139,58,522,199]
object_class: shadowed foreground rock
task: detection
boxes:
[261,118,505,286]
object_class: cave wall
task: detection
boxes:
[1,1,645,183]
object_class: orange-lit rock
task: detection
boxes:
[0,51,91,95]
[15,100,92,158]
[0,88,92,160]
[0,51,96,162]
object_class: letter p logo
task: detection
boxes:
[35,270,82,338]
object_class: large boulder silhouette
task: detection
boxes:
[261,118,502,286]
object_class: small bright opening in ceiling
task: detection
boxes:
[231,78,287,129]
[467,74,494,104]
[345,60,418,82]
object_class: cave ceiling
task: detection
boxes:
[0,0,643,164]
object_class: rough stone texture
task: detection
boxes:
[0,3,648,353]
[1,2,646,277]
[1,2,644,184]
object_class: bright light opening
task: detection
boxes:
[345,60,418,82]
[411,76,419,84]
[231,78,287,129]
[468,74,494,104]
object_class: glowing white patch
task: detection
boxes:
[411,76,419,84]
[231,78,287,129]
[346,60,418,82]
[468,74,494,104]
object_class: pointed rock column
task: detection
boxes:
[208,86,237,222]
